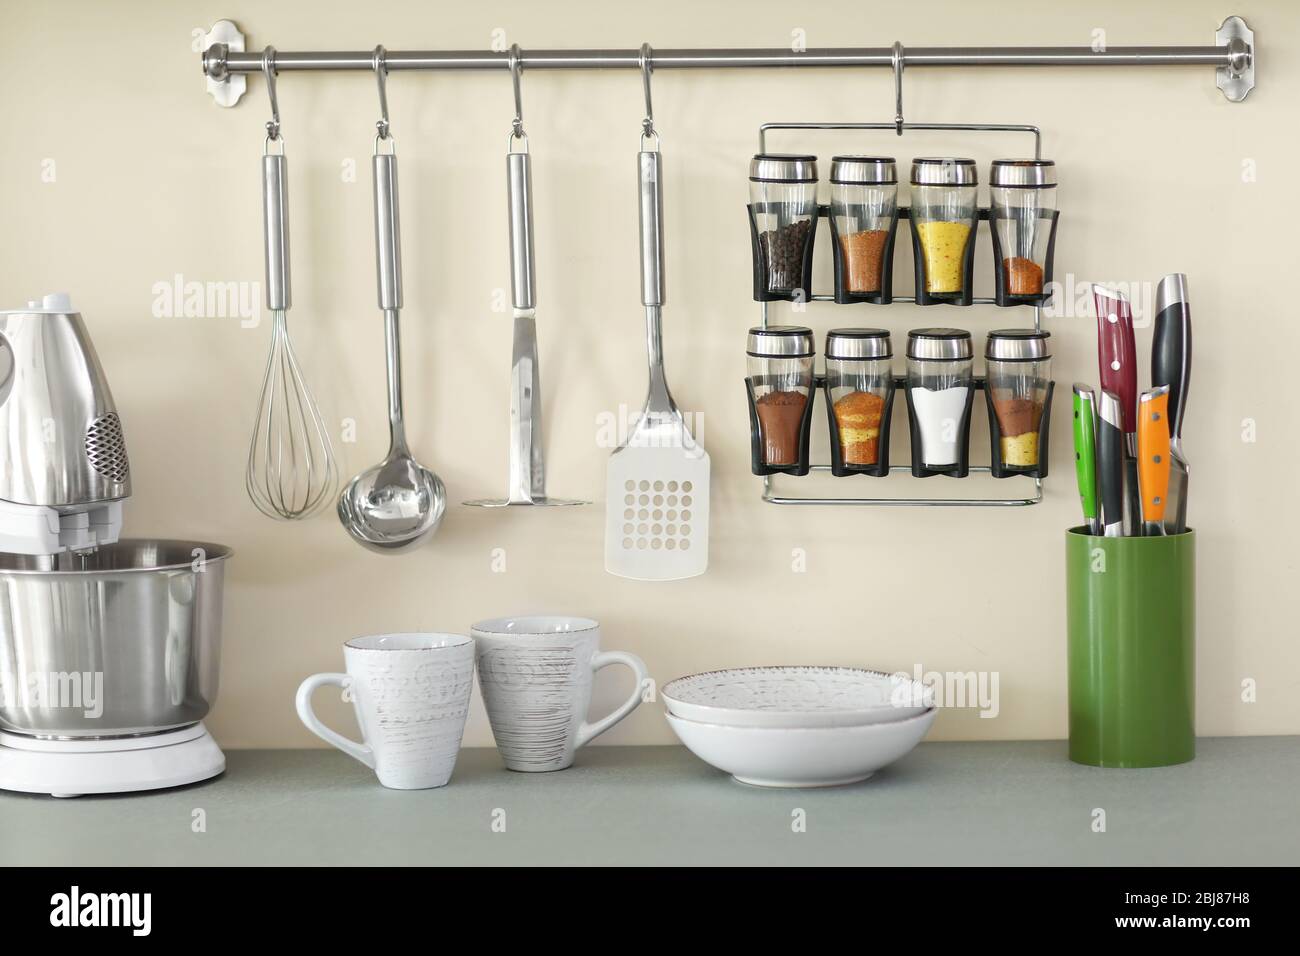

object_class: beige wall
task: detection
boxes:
[1,1,1294,747]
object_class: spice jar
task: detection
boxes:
[909,158,979,301]
[985,329,1052,471]
[825,329,893,470]
[990,160,1057,300]
[905,328,975,473]
[746,325,815,473]
[749,154,818,298]
[830,157,898,299]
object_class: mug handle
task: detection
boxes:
[295,673,375,769]
[575,651,649,749]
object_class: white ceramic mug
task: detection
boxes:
[471,616,648,772]
[295,633,475,790]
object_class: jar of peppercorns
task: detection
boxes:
[748,154,819,301]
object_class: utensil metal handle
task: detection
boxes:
[373,153,403,311]
[507,150,536,312]
[262,153,291,311]
[638,150,664,308]
[637,149,675,417]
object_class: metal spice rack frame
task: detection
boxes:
[756,121,1050,507]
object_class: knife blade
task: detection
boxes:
[1072,383,1101,535]
[1137,386,1172,536]
[1153,273,1191,534]
[1093,285,1141,536]
[1097,390,1126,537]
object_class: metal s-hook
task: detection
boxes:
[373,45,393,149]
[892,41,905,135]
[262,46,282,146]
[507,43,527,148]
[639,42,659,148]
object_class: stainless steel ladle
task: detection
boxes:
[338,51,445,552]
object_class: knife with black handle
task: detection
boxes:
[1152,273,1191,535]
[1093,285,1141,536]
[1097,390,1126,537]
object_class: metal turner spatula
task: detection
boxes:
[604,146,710,580]
[464,139,585,508]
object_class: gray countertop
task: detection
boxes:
[3,739,1297,866]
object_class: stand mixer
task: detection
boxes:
[0,294,229,796]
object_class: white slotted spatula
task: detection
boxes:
[604,144,710,580]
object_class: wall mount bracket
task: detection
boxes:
[1215,16,1255,103]
[202,20,247,107]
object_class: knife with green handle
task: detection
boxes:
[1072,383,1101,535]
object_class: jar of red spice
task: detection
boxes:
[989,159,1057,302]
[746,325,815,474]
[830,157,898,302]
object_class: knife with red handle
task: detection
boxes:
[1093,285,1140,535]
[1137,386,1171,537]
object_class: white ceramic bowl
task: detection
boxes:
[665,707,937,788]
[661,666,933,729]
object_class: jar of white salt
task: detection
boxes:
[906,328,974,470]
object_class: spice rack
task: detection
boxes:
[754,121,1050,507]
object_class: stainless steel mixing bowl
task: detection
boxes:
[0,539,231,738]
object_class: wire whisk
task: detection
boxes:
[246,308,337,519]
[246,49,336,520]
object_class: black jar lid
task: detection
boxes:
[907,327,974,361]
[826,328,892,360]
[990,159,1057,189]
[747,325,815,358]
[910,157,978,187]
[830,156,897,185]
[750,154,819,184]
[986,328,1052,361]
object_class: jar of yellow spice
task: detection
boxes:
[829,156,898,304]
[984,329,1052,476]
[824,329,894,476]
[908,158,979,306]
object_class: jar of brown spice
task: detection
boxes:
[746,325,815,474]
[830,157,898,302]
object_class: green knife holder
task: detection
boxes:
[1065,528,1195,768]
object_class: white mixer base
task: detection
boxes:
[0,722,224,797]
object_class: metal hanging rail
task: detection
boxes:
[200,17,1255,106]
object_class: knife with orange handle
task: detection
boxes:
[1137,385,1172,537]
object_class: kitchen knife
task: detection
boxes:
[1097,390,1125,537]
[1137,386,1172,536]
[1072,383,1101,535]
[1093,285,1141,535]
[1152,273,1191,534]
